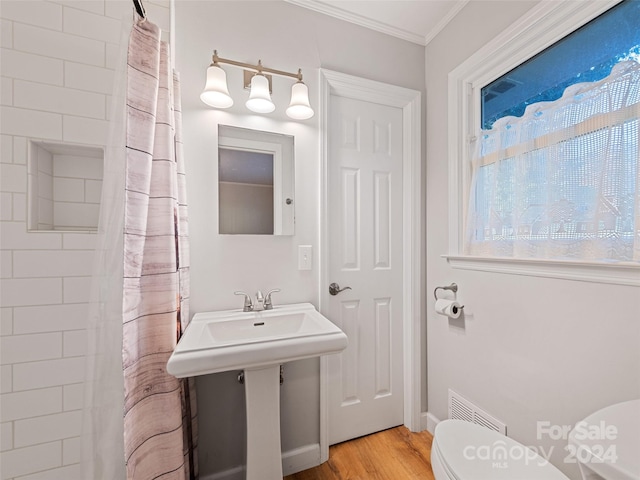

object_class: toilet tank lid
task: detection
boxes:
[568,399,640,480]
[434,420,569,480]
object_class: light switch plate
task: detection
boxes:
[298,245,312,271]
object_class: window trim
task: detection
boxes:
[445,0,639,286]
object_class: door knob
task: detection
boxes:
[329,283,352,296]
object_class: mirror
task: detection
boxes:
[218,125,294,235]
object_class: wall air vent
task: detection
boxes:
[448,389,507,435]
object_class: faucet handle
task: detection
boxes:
[264,288,281,310]
[234,291,253,312]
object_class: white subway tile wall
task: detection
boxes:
[0,107,63,140]
[13,137,26,165]
[0,308,12,334]
[0,78,12,106]
[0,1,172,479]
[0,49,64,87]
[1,135,12,162]
[0,194,12,221]
[0,20,13,48]
[14,81,107,119]
[11,194,25,223]
[0,1,64,30]
[0,164,27,194]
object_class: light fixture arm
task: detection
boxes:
[212,50,303,81]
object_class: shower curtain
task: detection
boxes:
[82,13,197,480]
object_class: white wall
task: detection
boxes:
[425,2,640,479]
[0,2,171,479]
[175,1,425,477]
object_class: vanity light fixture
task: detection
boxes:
[200,50,314,120]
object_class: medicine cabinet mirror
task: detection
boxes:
[218,125,294,235]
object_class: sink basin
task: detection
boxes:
[208,311,330,344]
[167,302,347,377]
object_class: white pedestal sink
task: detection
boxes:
[167,303,348,480]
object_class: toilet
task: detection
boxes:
[431,419,569,480]
[569,399,640,480]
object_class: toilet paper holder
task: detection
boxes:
[434,283,463,307]
[434,283,464,318]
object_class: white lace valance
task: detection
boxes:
[465,61,640,263]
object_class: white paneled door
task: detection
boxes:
[327,95,404,445]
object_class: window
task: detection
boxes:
[448,0,639,284]
[481,1,640,130]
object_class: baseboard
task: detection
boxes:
[282,443,322,475]
[199,443,321,480]
[423,411,440,435]
[199,465,244,480]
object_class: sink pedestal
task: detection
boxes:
[244,365,283,480]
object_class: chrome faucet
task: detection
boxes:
[235,289,281,312]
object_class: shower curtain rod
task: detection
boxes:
[133,0,146,19]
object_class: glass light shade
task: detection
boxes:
[245,74,275,113]
[286,81,314,120]
[200,65,233,108]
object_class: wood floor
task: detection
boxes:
[284,426,436,480]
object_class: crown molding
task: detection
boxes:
[424,0,469,45]
[285,0,430,46]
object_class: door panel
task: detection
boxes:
[327,96,404,445]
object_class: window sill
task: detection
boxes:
[443,255,640,286]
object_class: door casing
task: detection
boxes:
[318,69,422,461]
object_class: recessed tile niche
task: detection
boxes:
[28,141,104,232]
